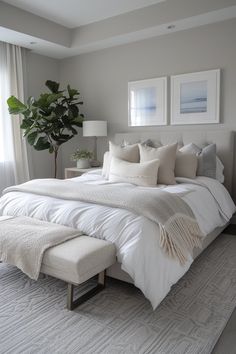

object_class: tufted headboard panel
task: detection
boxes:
[114,129,234,194]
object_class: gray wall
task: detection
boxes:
[59,19,236,171]
[26,52,60,178]
[25,19,236,182]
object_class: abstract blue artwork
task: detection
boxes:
[130,87,157,125]
[171,69,220,125]
[180,80,207,114]
[128,77,167,126]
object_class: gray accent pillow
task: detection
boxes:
[180,143,201,155]
[140,139,161,148]
[197,144,217,179]
[180,143,217,179]
[123,139,161,148]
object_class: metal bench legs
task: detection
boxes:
[67,270,105,311]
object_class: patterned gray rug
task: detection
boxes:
[0,234,236,354]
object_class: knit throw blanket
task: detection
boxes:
[0,216,82,279]
[4,179,204,264]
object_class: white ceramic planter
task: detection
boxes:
[76,159,90,169]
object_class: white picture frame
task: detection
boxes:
[128,77,167,127]
[171,69,220,125]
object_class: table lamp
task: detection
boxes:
[83,120,107,166]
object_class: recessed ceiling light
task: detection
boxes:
[167,25,176,30]
[30,41,37,45]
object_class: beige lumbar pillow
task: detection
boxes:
[109,157,160,187]
[139,143,178,185]
[175,152,198,179]
[102,142,140,179]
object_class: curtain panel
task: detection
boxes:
[0,41,29,192]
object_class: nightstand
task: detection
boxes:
[65,167,97,179]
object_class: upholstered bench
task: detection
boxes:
[40,235,116,310]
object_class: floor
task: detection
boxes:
[212,225,236,354]
[212,309,236,354]
[0,233,236,353]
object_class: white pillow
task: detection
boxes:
[102,151,110,179]
[102,142,140,179]
[139,143,178,185]
[109,157,160,187]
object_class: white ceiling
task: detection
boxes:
[2,0,165,28]
[1,0,235,59]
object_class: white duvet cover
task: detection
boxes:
[0,170,235,309]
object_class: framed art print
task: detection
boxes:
[128,77,167,127]
[171,69,220,125]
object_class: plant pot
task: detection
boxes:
[76,159,90,169]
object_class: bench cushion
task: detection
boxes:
[41,236,116,284]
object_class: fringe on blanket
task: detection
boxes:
[159,213,204,265]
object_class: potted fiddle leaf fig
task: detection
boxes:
[7,80,84,178]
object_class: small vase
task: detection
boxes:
[76,159,90,169]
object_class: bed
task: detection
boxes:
[0,129,235,309]
[107,129,236,283]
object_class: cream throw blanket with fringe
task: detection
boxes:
[4,179,204,264]
[0,216,82,279]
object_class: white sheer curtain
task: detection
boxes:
[0,41,29,192]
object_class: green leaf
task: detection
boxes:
[7,96,27,115]
[23,126,33,137]
[51,133,71,142]
[34,94,51,109]
[67,126,78,135]
[49,146,54,153]
[68,105,78,118]
[34,137,51,151]
[27,131,38,145]
[47,93,63,104]
[20,119,33,129]
[72,128,78,135]
[67,85,79,98]
[39,108,53,117]
[23,109,33,118]
[57,135,74,146]
[54,105,67,117]
[27,96,35,107]
[74,116,84,124]
[46,80,60,93]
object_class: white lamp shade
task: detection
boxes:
[83,120,107,137]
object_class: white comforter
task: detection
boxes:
[0,170,235,309]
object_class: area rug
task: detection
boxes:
[0,234,236,354]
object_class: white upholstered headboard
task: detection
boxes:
[114,129,234,194]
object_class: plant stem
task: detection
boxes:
[54,148,58,178]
